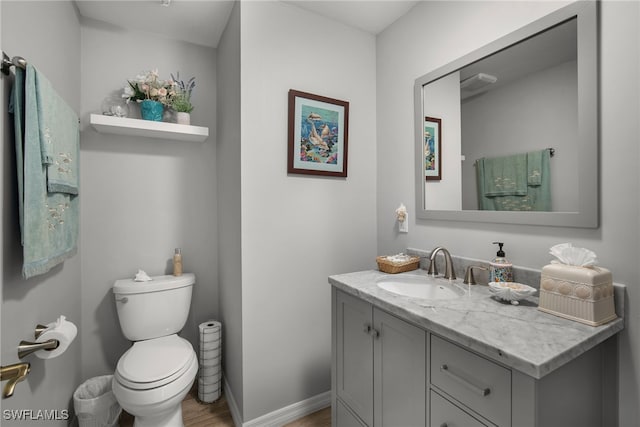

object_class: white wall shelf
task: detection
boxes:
[90,113,209,142]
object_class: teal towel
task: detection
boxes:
[527,149,544,185]
[12,65,79,278]
[10,68,26,241]
[477,149,551,211]
[481,153,528,197]
[35,67,79,194]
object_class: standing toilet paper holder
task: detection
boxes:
[17,324,59,359]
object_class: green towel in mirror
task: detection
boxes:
[477,149,551,211]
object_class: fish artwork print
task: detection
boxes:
[299,104,339,165]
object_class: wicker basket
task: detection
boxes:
[376,256,421,274]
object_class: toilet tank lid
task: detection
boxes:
[113,273,195,295]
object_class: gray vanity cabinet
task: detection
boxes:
[334,289,426,426]
[332,285,615,427]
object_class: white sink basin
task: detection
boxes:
[376,274,465,300]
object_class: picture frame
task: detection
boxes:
[423,116,442,181]
[287,89,349,177]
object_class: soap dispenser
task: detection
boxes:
[173,248,183,277]
[489,242,513,282]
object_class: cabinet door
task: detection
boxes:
[374,308,427,427]
[336,397,368,427]
[336,291,374,426]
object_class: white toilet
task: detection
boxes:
[112,273,198,427]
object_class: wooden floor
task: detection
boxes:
[119,387,331,426]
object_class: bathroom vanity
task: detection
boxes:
[330,270,624,427]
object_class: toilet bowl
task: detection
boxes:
[112,335,198,426]
[112,274,197,427]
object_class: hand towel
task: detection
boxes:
[527,149,544,185]
[35,67,79,194]
[10,67,26,241]
[480,153,528,197]
[12,65,79,278]
[476,149,551,211]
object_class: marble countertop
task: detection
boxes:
[329,269,624,379]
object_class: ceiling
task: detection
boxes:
[75,0,420,48]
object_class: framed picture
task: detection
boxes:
[288,89,349,177]
[423,116,442,180]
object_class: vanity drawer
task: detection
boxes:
[430,390,492,427]
[430,335,511,427]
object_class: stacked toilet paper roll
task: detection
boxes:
[198,320,222,403]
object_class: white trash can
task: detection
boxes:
[73,375,122,427]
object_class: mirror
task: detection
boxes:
[414,1,598,228]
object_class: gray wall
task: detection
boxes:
[216,0,243,420]
[237,1,378,422]
[376,1,640,425]
[79,18,218,379]
[1,1,82,424]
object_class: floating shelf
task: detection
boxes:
[90,114,209,142]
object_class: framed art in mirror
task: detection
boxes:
[423,116,442,181]
[287,89,349,177]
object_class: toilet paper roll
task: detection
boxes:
[199,371,222,385]
[200,332,220,344]
[200,347,221,361]
[199,320,221,334]
[35,316,77,359]
[199,364,221,377]
[200,342,220,351]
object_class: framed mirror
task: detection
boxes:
[414,1,598,228]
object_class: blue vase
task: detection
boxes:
[140,100,164,121]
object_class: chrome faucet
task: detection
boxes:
[428,247,456,280]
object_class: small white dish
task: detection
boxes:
[488,282,537,305]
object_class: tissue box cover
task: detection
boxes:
[538,264,617,326]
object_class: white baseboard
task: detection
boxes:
[223,377,243,427]
[223,377,331,427]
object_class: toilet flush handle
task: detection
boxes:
[115,297,128,303]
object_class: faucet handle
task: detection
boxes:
[464,265,488,285]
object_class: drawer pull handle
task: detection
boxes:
[440,364,491,397]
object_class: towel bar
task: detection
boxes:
[473,147,555,165]
[1,51,27,75]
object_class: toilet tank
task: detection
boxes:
[113,273,195,341]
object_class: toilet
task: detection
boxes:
[112,273,198,427]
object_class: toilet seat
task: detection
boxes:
[115,335,196,390]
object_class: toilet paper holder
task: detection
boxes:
[17,324,59,359]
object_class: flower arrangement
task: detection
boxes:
[123,69,176,106]
[170,72,196,113]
